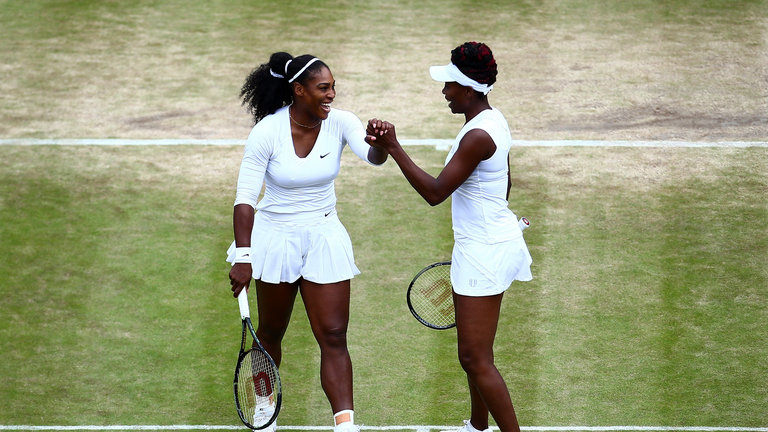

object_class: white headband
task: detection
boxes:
[288,58,320,83]
[429,62,493,95]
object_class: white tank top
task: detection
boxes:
[446,107,522,243]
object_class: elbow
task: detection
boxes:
[367,148,388,166]
[424,192,447,207]
[420,183,451,206]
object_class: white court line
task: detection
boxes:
[1,426,767,432]
[0,139,245,146]
[0,139,767,148]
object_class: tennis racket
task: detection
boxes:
[407,217,530,330]
[234,289,282,430]
[407,261,455,329]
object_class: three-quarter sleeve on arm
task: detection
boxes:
[234,128,270,208]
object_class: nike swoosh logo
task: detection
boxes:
[320,152,330,158]
[324,211,331,217]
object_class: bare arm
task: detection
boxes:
[229,203,255,297]
[233,203,254,247]
[367,119,495,206]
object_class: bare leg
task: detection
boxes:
[254,280,299,367]
[467,375,489,430]
[454,292,520,432]
[300,278,354,412]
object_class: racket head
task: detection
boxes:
[406,261,456,330]
[234,319,282,430]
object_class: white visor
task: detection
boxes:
[429,62,493,95]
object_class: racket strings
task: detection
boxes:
[236,349,278,427]
[410,265,455,327]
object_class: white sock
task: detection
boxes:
[334,409,354,426]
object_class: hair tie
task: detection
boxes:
[269,69,285,79]
[288,58,320,83]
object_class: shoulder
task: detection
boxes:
[253,106,288,132]
[470,108,511,148]
[486,108,511,134]
[246,106,288,150]
[325,108,364,142]
[327,107,361,125]
[458,110,509,159]
[460,128,495,155]
[475,107,508,128]
[460,110,496,144]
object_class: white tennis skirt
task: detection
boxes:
[226,208,360,284]
[450,234,533,297]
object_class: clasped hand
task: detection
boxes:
[365,118,397,151]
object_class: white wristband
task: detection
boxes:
[234,247,252,264]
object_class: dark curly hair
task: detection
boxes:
[240,52,328,123]
[450,41,497,86]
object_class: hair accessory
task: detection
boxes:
[429,62,493,95]
[288,58,320,83]
[269,69,285,79]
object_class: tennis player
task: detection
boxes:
[227,52,388,432]
[366,42,531,432]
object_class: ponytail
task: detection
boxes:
[240,52,293,124]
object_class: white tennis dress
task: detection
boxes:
[446,107,533,296]
[226,106,380,284]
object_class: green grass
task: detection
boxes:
[1,0,767,428]
[1,145,766,427]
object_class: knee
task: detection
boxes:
[316,325,348,352]
[457,347,493,377]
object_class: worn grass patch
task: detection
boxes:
[1,0,766,141]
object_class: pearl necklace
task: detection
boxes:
[289,106,321,129]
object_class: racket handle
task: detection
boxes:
[237,288,250,319]
[519,217,530,231]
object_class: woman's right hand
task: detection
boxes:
[229,263,252,297]
[365,118,398,151]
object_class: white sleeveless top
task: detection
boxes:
[446,107,522,243]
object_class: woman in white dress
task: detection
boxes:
[366,42,532,432]
[228,52,388,432]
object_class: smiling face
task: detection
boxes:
[441,81,471,114]
[293,66,336,121]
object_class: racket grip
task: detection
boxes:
[519,217,530,231]
[237,288,250,319]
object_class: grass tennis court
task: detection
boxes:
[1,0,767,429]
[1,145,766,427]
